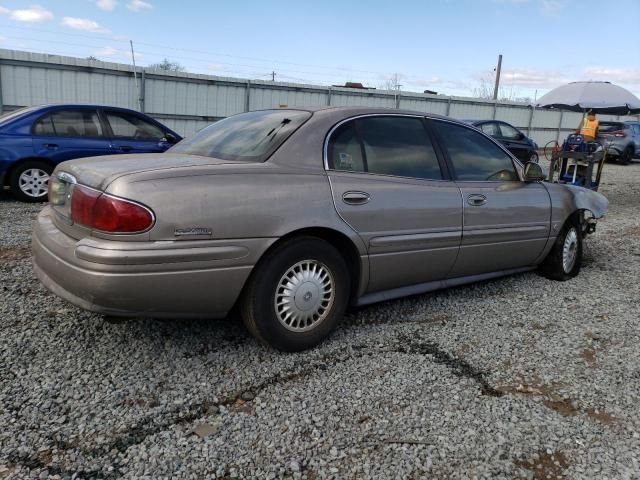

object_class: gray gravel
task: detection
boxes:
[1,161,640,479]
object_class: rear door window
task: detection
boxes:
[356,116,442,179]
[32,109,103,137]
[432,120,518,181]
[105,111,165,140]
[329,116,442,180]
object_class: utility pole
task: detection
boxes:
[271,70,276,82]
[493,54,502,101]
[130,40,141,111]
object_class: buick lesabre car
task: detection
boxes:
[32,107,608,351]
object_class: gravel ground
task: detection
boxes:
[1,161,640,480]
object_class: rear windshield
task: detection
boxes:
[0,106,39,126]
[169,110,311,162]
[599,122,624,132]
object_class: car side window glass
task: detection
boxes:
[433,121,519,182]
[356,116,442,180]
[33,115,56,136]
[33,110,103,137]
[480,122,499,136]
[105,111,164,140]
[498,123,521,140]
[328,121,365,172]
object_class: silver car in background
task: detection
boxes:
[32,107,608,351]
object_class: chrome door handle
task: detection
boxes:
[467,194,487,206]
[342,191,370,205]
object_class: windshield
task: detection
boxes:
[599,122,624,132]
[169,110,311,162]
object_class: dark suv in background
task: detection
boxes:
[0,104,181,202]
[597,121,640,164]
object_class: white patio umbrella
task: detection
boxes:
[536,81,640,115]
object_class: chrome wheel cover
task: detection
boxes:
[562,228,578,273]
[19,168,50,198]
[274,260,334,332]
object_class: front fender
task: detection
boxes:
[542,182,608,237]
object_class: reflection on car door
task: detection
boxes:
[31,108,112,162]
[326,116,462,294]
[431,119,550,277]
[102,109,171,154]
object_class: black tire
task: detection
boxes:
[240,236,350,352]
[539,220,583,281]
[618,146,633,165]
[9,160,53,203]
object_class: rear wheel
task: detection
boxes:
[240,236,350,351]
[619,146,633,165]
[539,220,582,281]
[9,160,52,202]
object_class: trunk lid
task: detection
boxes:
[56,153,242,190]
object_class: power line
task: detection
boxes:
[0,22,406,79]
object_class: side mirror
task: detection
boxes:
[163,133,178,144]
[523,162,545,182]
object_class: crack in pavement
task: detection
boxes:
[392,335,504,397]
[12,334,504,476]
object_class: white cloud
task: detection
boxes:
[94,46,143,60]
[582,67,640,90]
[540,0,567,16]
[0,6,11,15]
[96,0,117,11]
[62,16,110,33]
[9,5,53,23]
[95,46,119,56]
[127,0,152,11]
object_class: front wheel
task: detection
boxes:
[539,221,582,281]
[9,160,52,202]
[240,236,350,352]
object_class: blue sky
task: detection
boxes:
[1,0,639,100]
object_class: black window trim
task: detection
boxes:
[31,107,105,139]
[427,117,524,183]
[324,113,451,182]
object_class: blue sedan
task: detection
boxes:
[0,104,181,202]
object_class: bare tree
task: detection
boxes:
[379,73,403,92]
[147,58,186,72]
[86,56,99,61]
[473,74,528,102]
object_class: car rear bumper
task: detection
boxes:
[32,206,270,318]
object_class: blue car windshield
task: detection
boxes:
[169,110,311,162]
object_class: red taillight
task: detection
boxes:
[71,185,153,233]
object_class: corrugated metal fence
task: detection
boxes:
[1,48,638,146]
